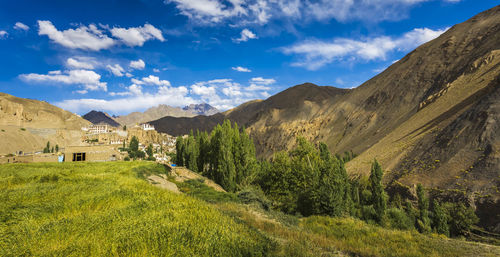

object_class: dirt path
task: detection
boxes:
[147,174,181,194]
[162,164,226,192]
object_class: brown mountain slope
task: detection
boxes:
[0,93,90,155]
[149,6,500,231]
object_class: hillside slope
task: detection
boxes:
[0,93,90,155]
[149,6,500,231]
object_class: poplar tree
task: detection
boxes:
[175,136,184,166]
[432,199,449,236]
[369,159,387,223]
[416,184,431,233]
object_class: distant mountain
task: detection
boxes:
[114,103,219,126]
[83,110,121,127]
[0,92,90,154]
[183,103,219,116]
[148,6,500,232]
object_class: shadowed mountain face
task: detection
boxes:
[83,110,121,127]
[149,6,500,231]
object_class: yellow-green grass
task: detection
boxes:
[0,162,271,256]
[301,216,500,257]
[216,202,500,257]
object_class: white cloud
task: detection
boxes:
[130,75,171,86]
[191,84,217,96]
[282,27,448,70]
[38,20,115,51]
[106,64,125,77]
[129,59,145,70]
[234,29,257,43]
[14,22,29,31]
[110,24,164,47]
[57,85,194,114]
[166,0,245,23]
[251,77,276,85]
[232,66,251,72]
[125,72,133,77]
[153,68,160,73]
[20,69,107,92]
[0,31,8,38]
[55,76,275,113]
[247,84,271,91]
[141,75,171,86]
[166,0,457,25]
[131,78,144,85]
[66,57,95,69]
[110,84,143,96]
[75,90,88,94]
[188,78,272,110]
[49,70,62,75]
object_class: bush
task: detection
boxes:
[443,202,479,237]
[178,179,240,203]
[237,186,271,210]
[124,156,130,161]
[386,208,414,230]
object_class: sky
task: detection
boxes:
[0,0,497,115]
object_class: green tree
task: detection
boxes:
[416,184,431,233]
[197,131,210,174]
[43,141,51,153]
[55,144,59,153]
[185,131,198,172]
[128,136,140,159]
[444,202,479,237]
[146,144,155,161]
[369,159,387,223]
[432,200,449,236]
[175,136,184,166]
[123,125,127,131]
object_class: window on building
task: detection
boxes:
[72,152,86,161]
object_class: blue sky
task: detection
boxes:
[0,0,497,115]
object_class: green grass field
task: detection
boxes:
[1,161,499,257]
[0,162,271,256]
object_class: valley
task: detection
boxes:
[0,2,499,256]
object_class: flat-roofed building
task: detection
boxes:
[64,145,122,162]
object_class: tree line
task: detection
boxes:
[175,120,257,192]
[175,120,479,237]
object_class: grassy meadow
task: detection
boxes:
[0,162,271,256]
[1,161,499,256]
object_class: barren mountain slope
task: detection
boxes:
[0,93,90,154]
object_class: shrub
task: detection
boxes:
[237,186,271,210]
[386,207,414,230]
[443,202,479,237]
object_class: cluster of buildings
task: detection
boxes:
[0,123,177,164]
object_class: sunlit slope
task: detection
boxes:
[0,162,270,256]
[0,92,90,154]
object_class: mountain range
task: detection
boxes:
[113,103,218,126]
[148,6,500,231]
[0,5,499,232]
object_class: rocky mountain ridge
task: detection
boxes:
[148,6,500,231]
